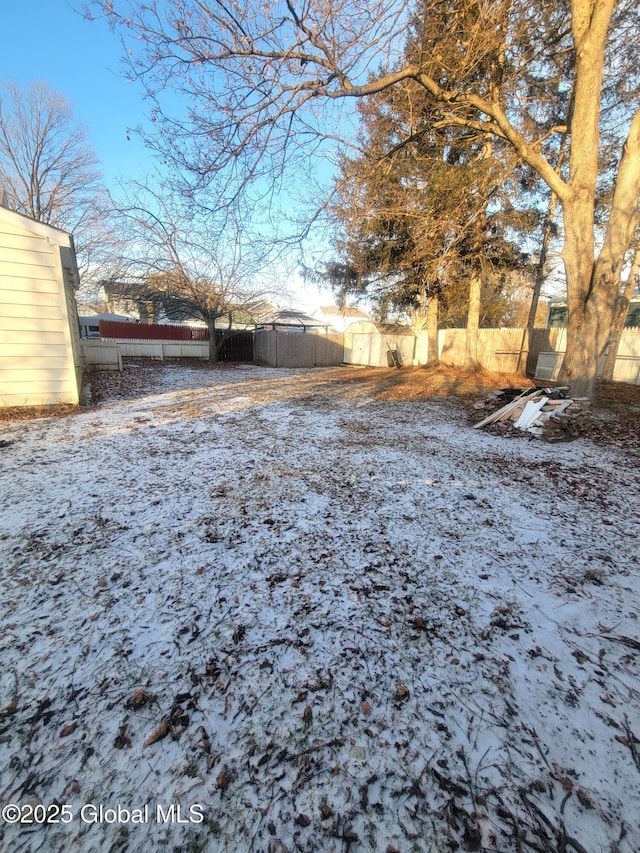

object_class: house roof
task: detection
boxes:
[376,322,415,335]
[103,281,149,300]
[0,194,74,247]
[78,313,136,323]
[317,305,369,318]
[347,319,414,335]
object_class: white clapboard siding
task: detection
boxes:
[0,317,68,337]
[0,205,83,406]
[0,273,59,293]
[0,259,61,281]
[0,330,68,347]
[0,290,63,309]
[0,230,58,254]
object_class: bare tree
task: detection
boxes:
[0,80,119,284]
[92,0,640,396]
[110,182,278,360]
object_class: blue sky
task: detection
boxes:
[2,1,154,185]
[0,1,339,308]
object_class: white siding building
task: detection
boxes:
[310,305,370,332]
[0,195,84,407]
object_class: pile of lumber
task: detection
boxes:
[472,387,591,442]
[537,398,591,442]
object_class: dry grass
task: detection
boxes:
[3,362,639,450]
[0,402,80,422]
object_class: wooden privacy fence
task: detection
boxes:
[99,324,253,362]
[99,320,208,340]
[87,321,640,383]
[532,327,640,385]
[438,328,525,372]
[254,330,344,367]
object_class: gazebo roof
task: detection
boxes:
[259,309,330,331]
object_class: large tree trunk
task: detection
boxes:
[207,318,219,363]
[426,294,439,367]
[463,274,481,370]
[601,245,640,381]
[518,188,561,376]
[560,108,640,397]
[556,4,640,398]
[557,194,600,397]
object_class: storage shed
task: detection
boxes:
[0,194,84,406]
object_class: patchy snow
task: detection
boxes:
[0,363,639,853]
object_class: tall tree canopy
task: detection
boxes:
[0,80,117,282]
[94,0,640,395]
[324,45,535,360]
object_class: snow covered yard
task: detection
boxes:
[0,362,638,853]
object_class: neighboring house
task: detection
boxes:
[76,301,100,316]
[310,304,370,332]
[547,295,640,328]
[0,192,84,407]
[103,280,157,323]
[103,280,274,329]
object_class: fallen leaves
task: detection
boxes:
[114,722,133,749]
[216,766,233,791]
[395,683,410,702]
[2,363,639,853]
[143,719,168,747]
[232,624,246,644]
[1,699,18,716]
[125,687,156,710]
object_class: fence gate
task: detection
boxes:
[217,331,253,362]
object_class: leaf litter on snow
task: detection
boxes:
[0,364,638,852]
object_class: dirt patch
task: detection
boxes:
[86,361,535,404]
[590,382,640,450]
[594,379,640,410]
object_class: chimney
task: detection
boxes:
[0,189,9,208]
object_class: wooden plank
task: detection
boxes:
[473,389,544,429]
[514,398,548,429]
[543,400,572,416]
[502,399,528,421]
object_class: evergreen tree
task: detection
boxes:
[326,16,532,367]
